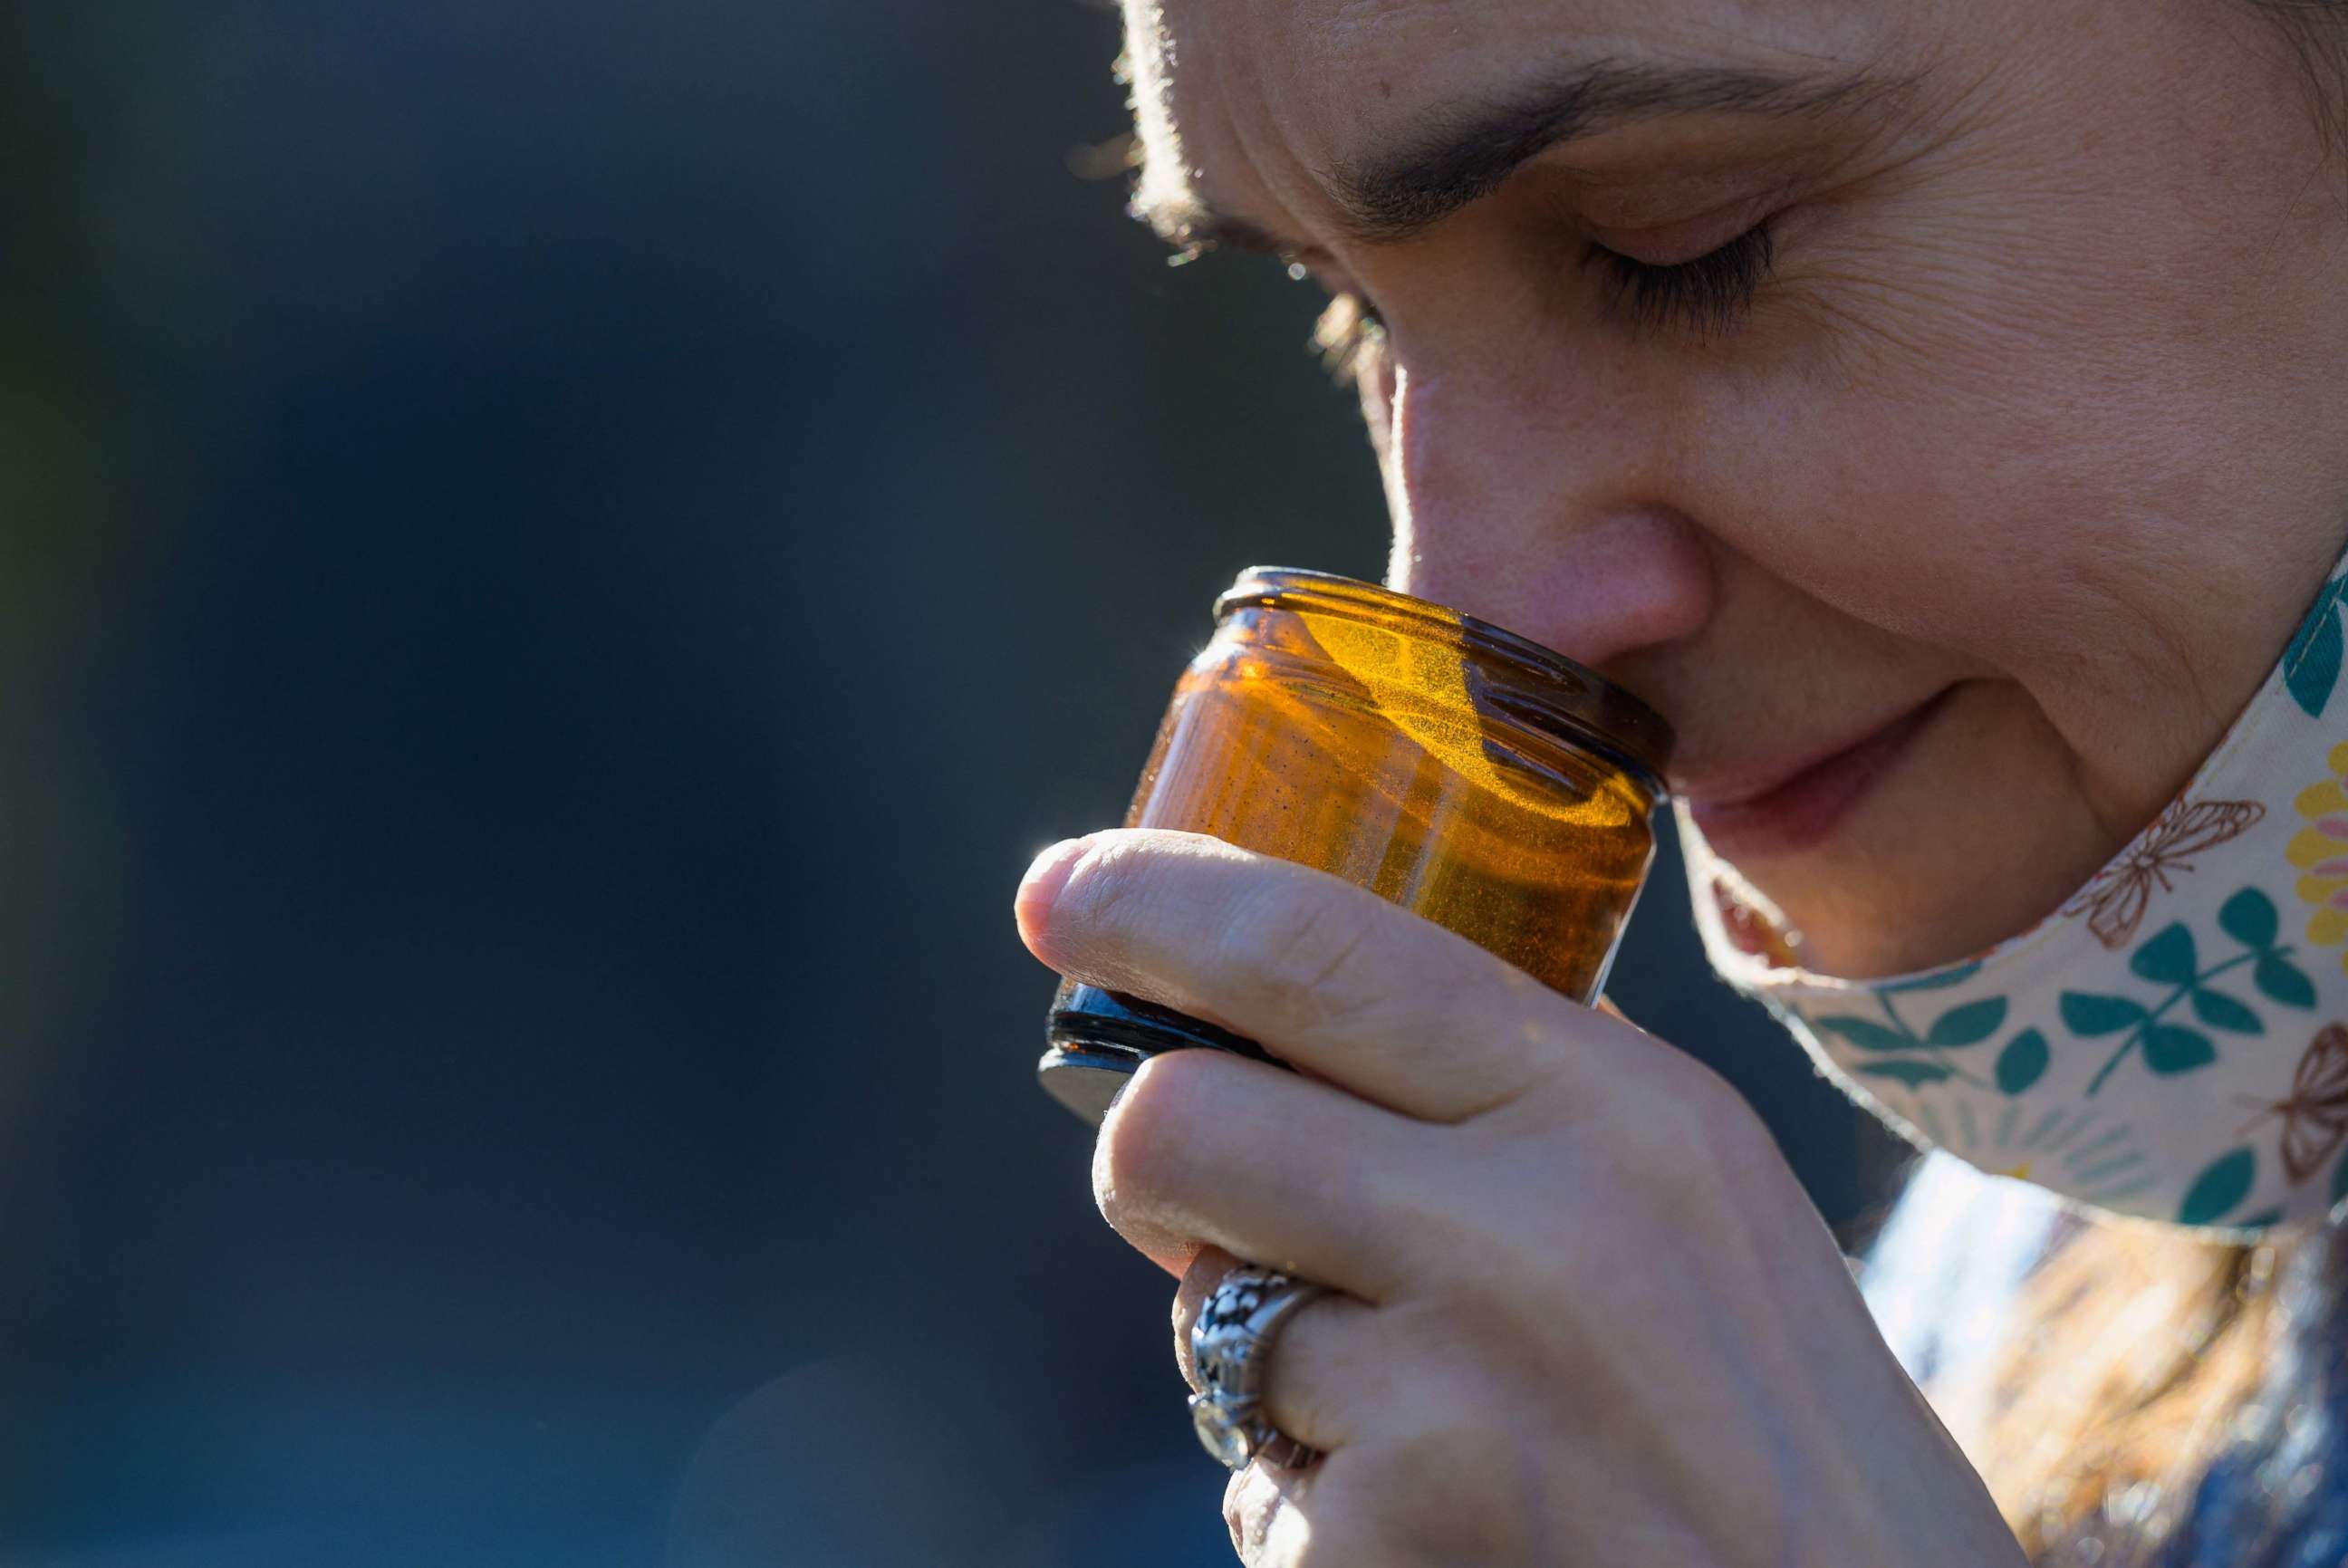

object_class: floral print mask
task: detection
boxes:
[1689,553,2348,1233]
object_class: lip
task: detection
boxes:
[1679,688,1957,859]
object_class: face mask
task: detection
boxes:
[1689,553,2348,1233]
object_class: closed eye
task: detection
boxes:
[1591,222,1776,335]
[1298,217,1777,378]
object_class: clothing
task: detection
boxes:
[1690,547,2348,1232]
[1799,548,2348,1558]
[1862,1154,2348,1567]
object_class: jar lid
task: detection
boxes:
[1211,566,1677,789]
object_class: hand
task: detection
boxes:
[1015,829,2026,1567]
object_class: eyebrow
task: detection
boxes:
[1144,56,1895,255]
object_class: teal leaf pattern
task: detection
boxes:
[1925,997,2007,1047]
[2257,953,2317,1010]
[2062,993,2147,1036]
[2189,989,2263,1035]
[1855,1061,1957,1089]
[1748,546,2348,1228]
[2219,888,2281,951]
[2179,1148,2257,1225]
[1812,977,2009,1091]
[2143,1024,2218,1075]
[2073,890,2299,1096]
[1740,526,2348,1232]
[2285,572,2348,717]
[1995,1029,2049,1095]
[1813,1016,1911,1053]
[2131,924,2198,985]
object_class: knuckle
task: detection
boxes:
[1222,1469,1279,1562]
[1441,1075,1781,1294]
[1227,1467,1372,1568]
[1223,1465,1287,1562]
[1679,1092,1794,1214]
[1221,879,1388,1034]
[1511,1024,1775,1191]
[1595,1059,1784,1228]
[1654,1062,1775,1173]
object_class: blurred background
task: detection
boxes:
[0,4,1891,1563]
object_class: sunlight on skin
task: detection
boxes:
[1054,2,2348,1561]
[1119,0,2348,977]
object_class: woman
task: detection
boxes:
[1014,0,2348,1561]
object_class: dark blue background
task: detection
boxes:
[0,5,1886,1563]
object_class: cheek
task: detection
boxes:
[1672,73,2323,688]
[1676,254,2212,681]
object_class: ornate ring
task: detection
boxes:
[1186,1265,1330,1470]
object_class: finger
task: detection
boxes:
[1095,1045,1429,1299]
[1020,829,1624,1121]
[1226,1460,1315,1565]
[1170,1246,1243,1390]
[1174,1246,1385,1455]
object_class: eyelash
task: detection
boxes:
[1305,220,1776,374]
[1593,222,1776,334]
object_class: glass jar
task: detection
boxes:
[1037,566,1674,1122]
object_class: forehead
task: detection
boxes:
[1121,0,1901,237]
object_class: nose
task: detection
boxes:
[1380,359,1718,672]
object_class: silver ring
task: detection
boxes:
[1187,1265,1329,1470]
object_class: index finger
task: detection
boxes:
[1016,828,1636,1122]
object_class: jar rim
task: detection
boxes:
[1212,565,1676,788]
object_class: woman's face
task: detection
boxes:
[1121,0,2348,976]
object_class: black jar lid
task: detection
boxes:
[1211,565,1677,791]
